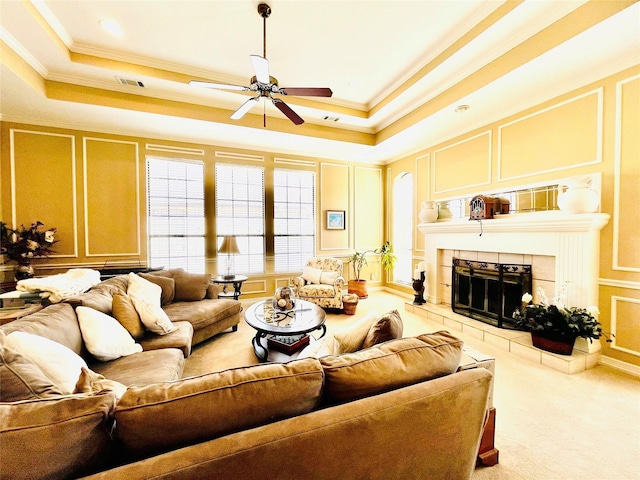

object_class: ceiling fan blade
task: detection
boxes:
[230,96,260,120]
[272,98,304,125]
[250,55,270,84]
[279,87,333,97]
[189,80,249,92]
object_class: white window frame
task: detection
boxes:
[146,157,205,273]
[273,168,316,273]
[215,163,265,275]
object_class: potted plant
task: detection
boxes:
[512,288,605,355]
[347,241,397,298]
[0,221,57,280]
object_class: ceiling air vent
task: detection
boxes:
[116,77,145,87]
[321,115,339,122]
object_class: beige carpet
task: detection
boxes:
[184,291,640,480]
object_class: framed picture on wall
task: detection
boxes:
[326,210,345,230]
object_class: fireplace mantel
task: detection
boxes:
[418,212,610,309]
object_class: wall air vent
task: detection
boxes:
[116,77,145,87]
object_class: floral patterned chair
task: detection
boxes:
[292,257,345,310]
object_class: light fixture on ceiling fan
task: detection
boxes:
[190,3,332,126]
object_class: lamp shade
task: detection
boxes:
[218,236,240,255]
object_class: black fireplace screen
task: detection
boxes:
[452,258,532,329]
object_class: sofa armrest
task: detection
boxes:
[334,276,345,289]
[292,276,306,289]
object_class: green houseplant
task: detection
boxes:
[512,289,604,355]
[348,242,397,298]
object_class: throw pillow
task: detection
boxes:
[127,273,176,335]
[301,266,323,285]
[0,331,62,402]
[139,273,175,305]
[172,270,211,301]
[74,366,127,400]
[320,331,464,404]
[111,292,146,339]
[76,306,143,362]
[333,309,379,354]
[0,391,116,480]
[319,270,338,284]
[4,331,88,394]
[361,309,404,349]
[115,358,323,458]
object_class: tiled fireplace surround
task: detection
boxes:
[408,212,610,374]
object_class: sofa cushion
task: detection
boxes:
[162,298,241,331]
[139,273,175,305]
[74,366,127,400]
[0,392,116,480]
[333,309,379,353]
[319,270,338,284]
[172,269,211,301]
[138,321,193,357]
[0,331,62,402]
[127,273,176,335]
[76,306,143,361]
[5,331,88,394]
[361,309,404,349]
[320,331,463,404]
[114,357,324,458]
[111,292,146,340]
[89,348,185,386]
[0,303,83,355]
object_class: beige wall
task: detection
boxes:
[0,124,384,297]
[385,66,640,368]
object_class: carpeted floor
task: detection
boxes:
[184,291,640,480]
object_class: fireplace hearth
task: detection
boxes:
[452,258,531,329]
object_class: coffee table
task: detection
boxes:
[244,299,326,362]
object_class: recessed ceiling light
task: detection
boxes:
[455,105,470,113]
[99,19,123,36]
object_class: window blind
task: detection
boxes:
[274,168,315,273]
[215,163,265,274]
[147,157,205,273]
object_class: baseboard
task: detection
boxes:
[599,356,640,378]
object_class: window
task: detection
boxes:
[215,164,265,274]
[147,157,205,273]
[274,169,316,272]
[393,172,413,284]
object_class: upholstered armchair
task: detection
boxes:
[292,257,345,309]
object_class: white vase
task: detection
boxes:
[557,176,599,214]
[419,201,438,223]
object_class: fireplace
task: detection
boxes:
[417,212,610,354]
[451,258,531,329]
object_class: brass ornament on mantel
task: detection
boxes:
[469,195,510,220]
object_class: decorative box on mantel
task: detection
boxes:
[418,211,610,354]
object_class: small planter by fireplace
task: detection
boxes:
[531,333,576,355]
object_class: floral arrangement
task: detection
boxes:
[512,287,603,342]
[0,221,57,264]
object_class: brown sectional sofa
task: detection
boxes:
[0,277,492,480]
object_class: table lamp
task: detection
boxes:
[218,236,240,279]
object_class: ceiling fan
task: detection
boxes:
[190,3,332,126]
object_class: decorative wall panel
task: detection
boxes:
[10,129,77,257]
[320,163,350,251]
[613,76,640,272]
[611,296,640,357]
[433,131,491,194]
[498,90,602,180]
[354,166,382,251]
[83,138,140,256]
